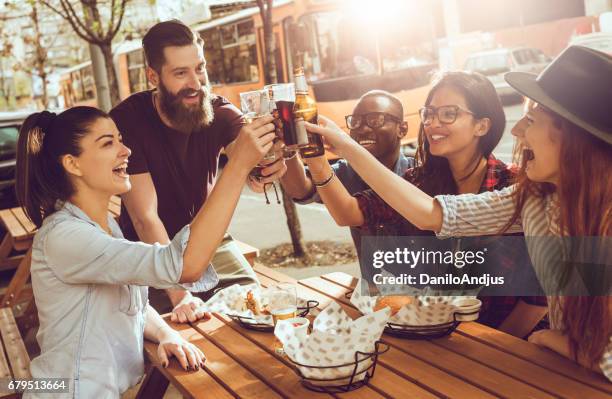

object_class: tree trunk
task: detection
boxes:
[89,43,112,111]
[262,5,277,84]
[0,75,10,109]
[280,186,305,257]
[258,0,305,258]
[40,72,48,108]
[99,42,121,107]
[31,4,48,108]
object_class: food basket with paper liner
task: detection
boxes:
[350,278,482,339]
[274,302,390,393]
[197,283,318,331]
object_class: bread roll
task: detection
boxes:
[374,296,413,315]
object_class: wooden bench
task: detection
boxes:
[0,208,36,272]
[0,307,30,399]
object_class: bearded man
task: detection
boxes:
[110,20,286,324]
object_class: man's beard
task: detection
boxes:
[157,81,214,133]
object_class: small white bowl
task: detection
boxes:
[283,317,310,338]
[452,298,482,322]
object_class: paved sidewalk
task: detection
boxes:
[228,187,360,279]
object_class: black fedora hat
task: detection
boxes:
[505,45,611,145]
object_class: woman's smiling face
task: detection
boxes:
[512,102,562,185]
[65,117,132,196]
[423,86,486,160]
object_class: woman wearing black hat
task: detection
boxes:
[305,45,612,379]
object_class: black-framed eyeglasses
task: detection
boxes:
[419,105,475,126]
[345,112,401,130]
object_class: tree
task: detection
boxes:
[2,1,68,109]
[0,36,14,109]
[255,0,306,258]
[23,1,58,108]
[40,0,128,107]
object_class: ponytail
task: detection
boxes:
[15,107,109,227]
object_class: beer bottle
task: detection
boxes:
[293,67,325,158]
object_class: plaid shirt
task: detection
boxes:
[355,155,547,329]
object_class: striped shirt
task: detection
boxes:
[435,185,612,381]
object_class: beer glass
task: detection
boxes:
[264,83,306,151]
[269,282,298,324]
[264,83,295,103]
[239,89,281,204]
[239,90,276,173]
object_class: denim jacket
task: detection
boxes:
[26,201,218,398]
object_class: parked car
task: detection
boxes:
[463,47,550,99]
[0,111,29,197]
[569,32,612,55]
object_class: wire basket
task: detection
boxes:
[228,300,319,332]
[384,309,479,339]
[286,340,390,393]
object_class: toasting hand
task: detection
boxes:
[304,115,353,158]
[232,115,277,171]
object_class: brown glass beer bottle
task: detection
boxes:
[293,67,324,158]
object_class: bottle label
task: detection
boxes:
[294,119,309,146]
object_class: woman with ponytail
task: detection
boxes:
[304,46,612,380]
[16,106,275,397]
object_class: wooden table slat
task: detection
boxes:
[320,270,612,394]
[143,342,234,399]
[143,324,235,399]
[254,269,501,399]
[216,312,397,399]
[458,322,612,394]
[149,266,610,399]
[298,276,558,399]
[434,330,610,399]
[223,276,440,399]
[190,315,334,398]
[178,322,284,399]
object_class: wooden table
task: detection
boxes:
[139,265,612,399]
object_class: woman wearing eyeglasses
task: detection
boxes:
[304,71,548,337]
[304,47,612,379]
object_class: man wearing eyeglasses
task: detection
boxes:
[280,90,415,262]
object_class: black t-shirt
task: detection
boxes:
[110,90,243,241]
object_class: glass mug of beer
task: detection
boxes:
[239,89,281,204]
[269,282,297,355]
[239,90,276,172]
[263,83,307,154]
[269,282,297,323]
